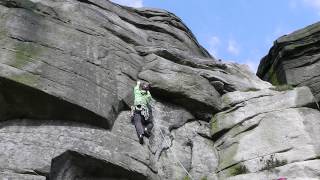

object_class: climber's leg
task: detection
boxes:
[144,122,153,137]
[133,112,144,144]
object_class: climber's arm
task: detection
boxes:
[146,91,152,103]
[134,81,141,95]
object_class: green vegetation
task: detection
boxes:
[210,116,218,136]
[10,73,39,87]
[260,154,288,171]
[219,143,240,176]
[5,42,42,87]
[0,29,7,40]
[229,164,249,176]
[270,84,294,91]
[200,177,208,180]
[221,95,231,105]
[267,65,280,86]
[12,43,39,69]
[182,175,191,180]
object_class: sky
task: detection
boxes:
[110,0,319,73]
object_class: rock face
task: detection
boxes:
[210,87,320,179]
[257,22,320,102]
[0,0,319,180]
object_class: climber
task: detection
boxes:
[131,81,153,144]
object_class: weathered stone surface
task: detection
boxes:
[0,0,319,179]
[144,100,218,180]
[139,55,223,114]
[200,62,271,93]
[211,86,316,137]
[257,22,320,102]
[226,160,320,180]
[0,99,220,180]
[0,119,150,178]
[0,172,46,180]
[210,87,320,179]
[0,0,272,126]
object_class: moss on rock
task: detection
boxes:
[268,65,280,86]
[12,43,40,69]
[270,84,294,91]
[228,164,249,176]
[210,116,219,136]
[218,143,239,175]
[10,73,39,87]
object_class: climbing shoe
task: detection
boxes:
[144,127,151,137]
[139,135,144,144]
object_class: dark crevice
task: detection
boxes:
[197,132,213,141]
[13,170,45,177]
[217,147,293,173]
[50,150,147,180]
[101,25,141,46]
[231,123,260,138]
[276,148,293,154]
[0,77,112,129]
[149,49,225,70]
[77,0,105,10]
[211,128,231,142]
[226,94,275,108]
[217,160,243,174]
[118,15,184,42]
[121,71,137,82]
[200,75,236,93]
[302,156,320,161]
[185,139,193,172]
[73,27,103,37]
[211,112,261,141]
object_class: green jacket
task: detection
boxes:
[134,84,152,106]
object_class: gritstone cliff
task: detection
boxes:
[0,0,319,180]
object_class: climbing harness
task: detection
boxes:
[159,127,194,180]
[131,105,150,120]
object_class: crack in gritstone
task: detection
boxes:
[0,168,48,178]
[216,147,293,173]
[127,154,158,174]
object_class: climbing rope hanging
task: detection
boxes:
[159,127,194,180]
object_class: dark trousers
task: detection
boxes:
[132,111,153,137]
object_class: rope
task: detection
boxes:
[314,96,320,110]
[158,127,194,180]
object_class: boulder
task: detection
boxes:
[210,87,320,179]
[0,119,150,178]
[50,150,147,180]
[257,22,320,102]
[211,86,316,136]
